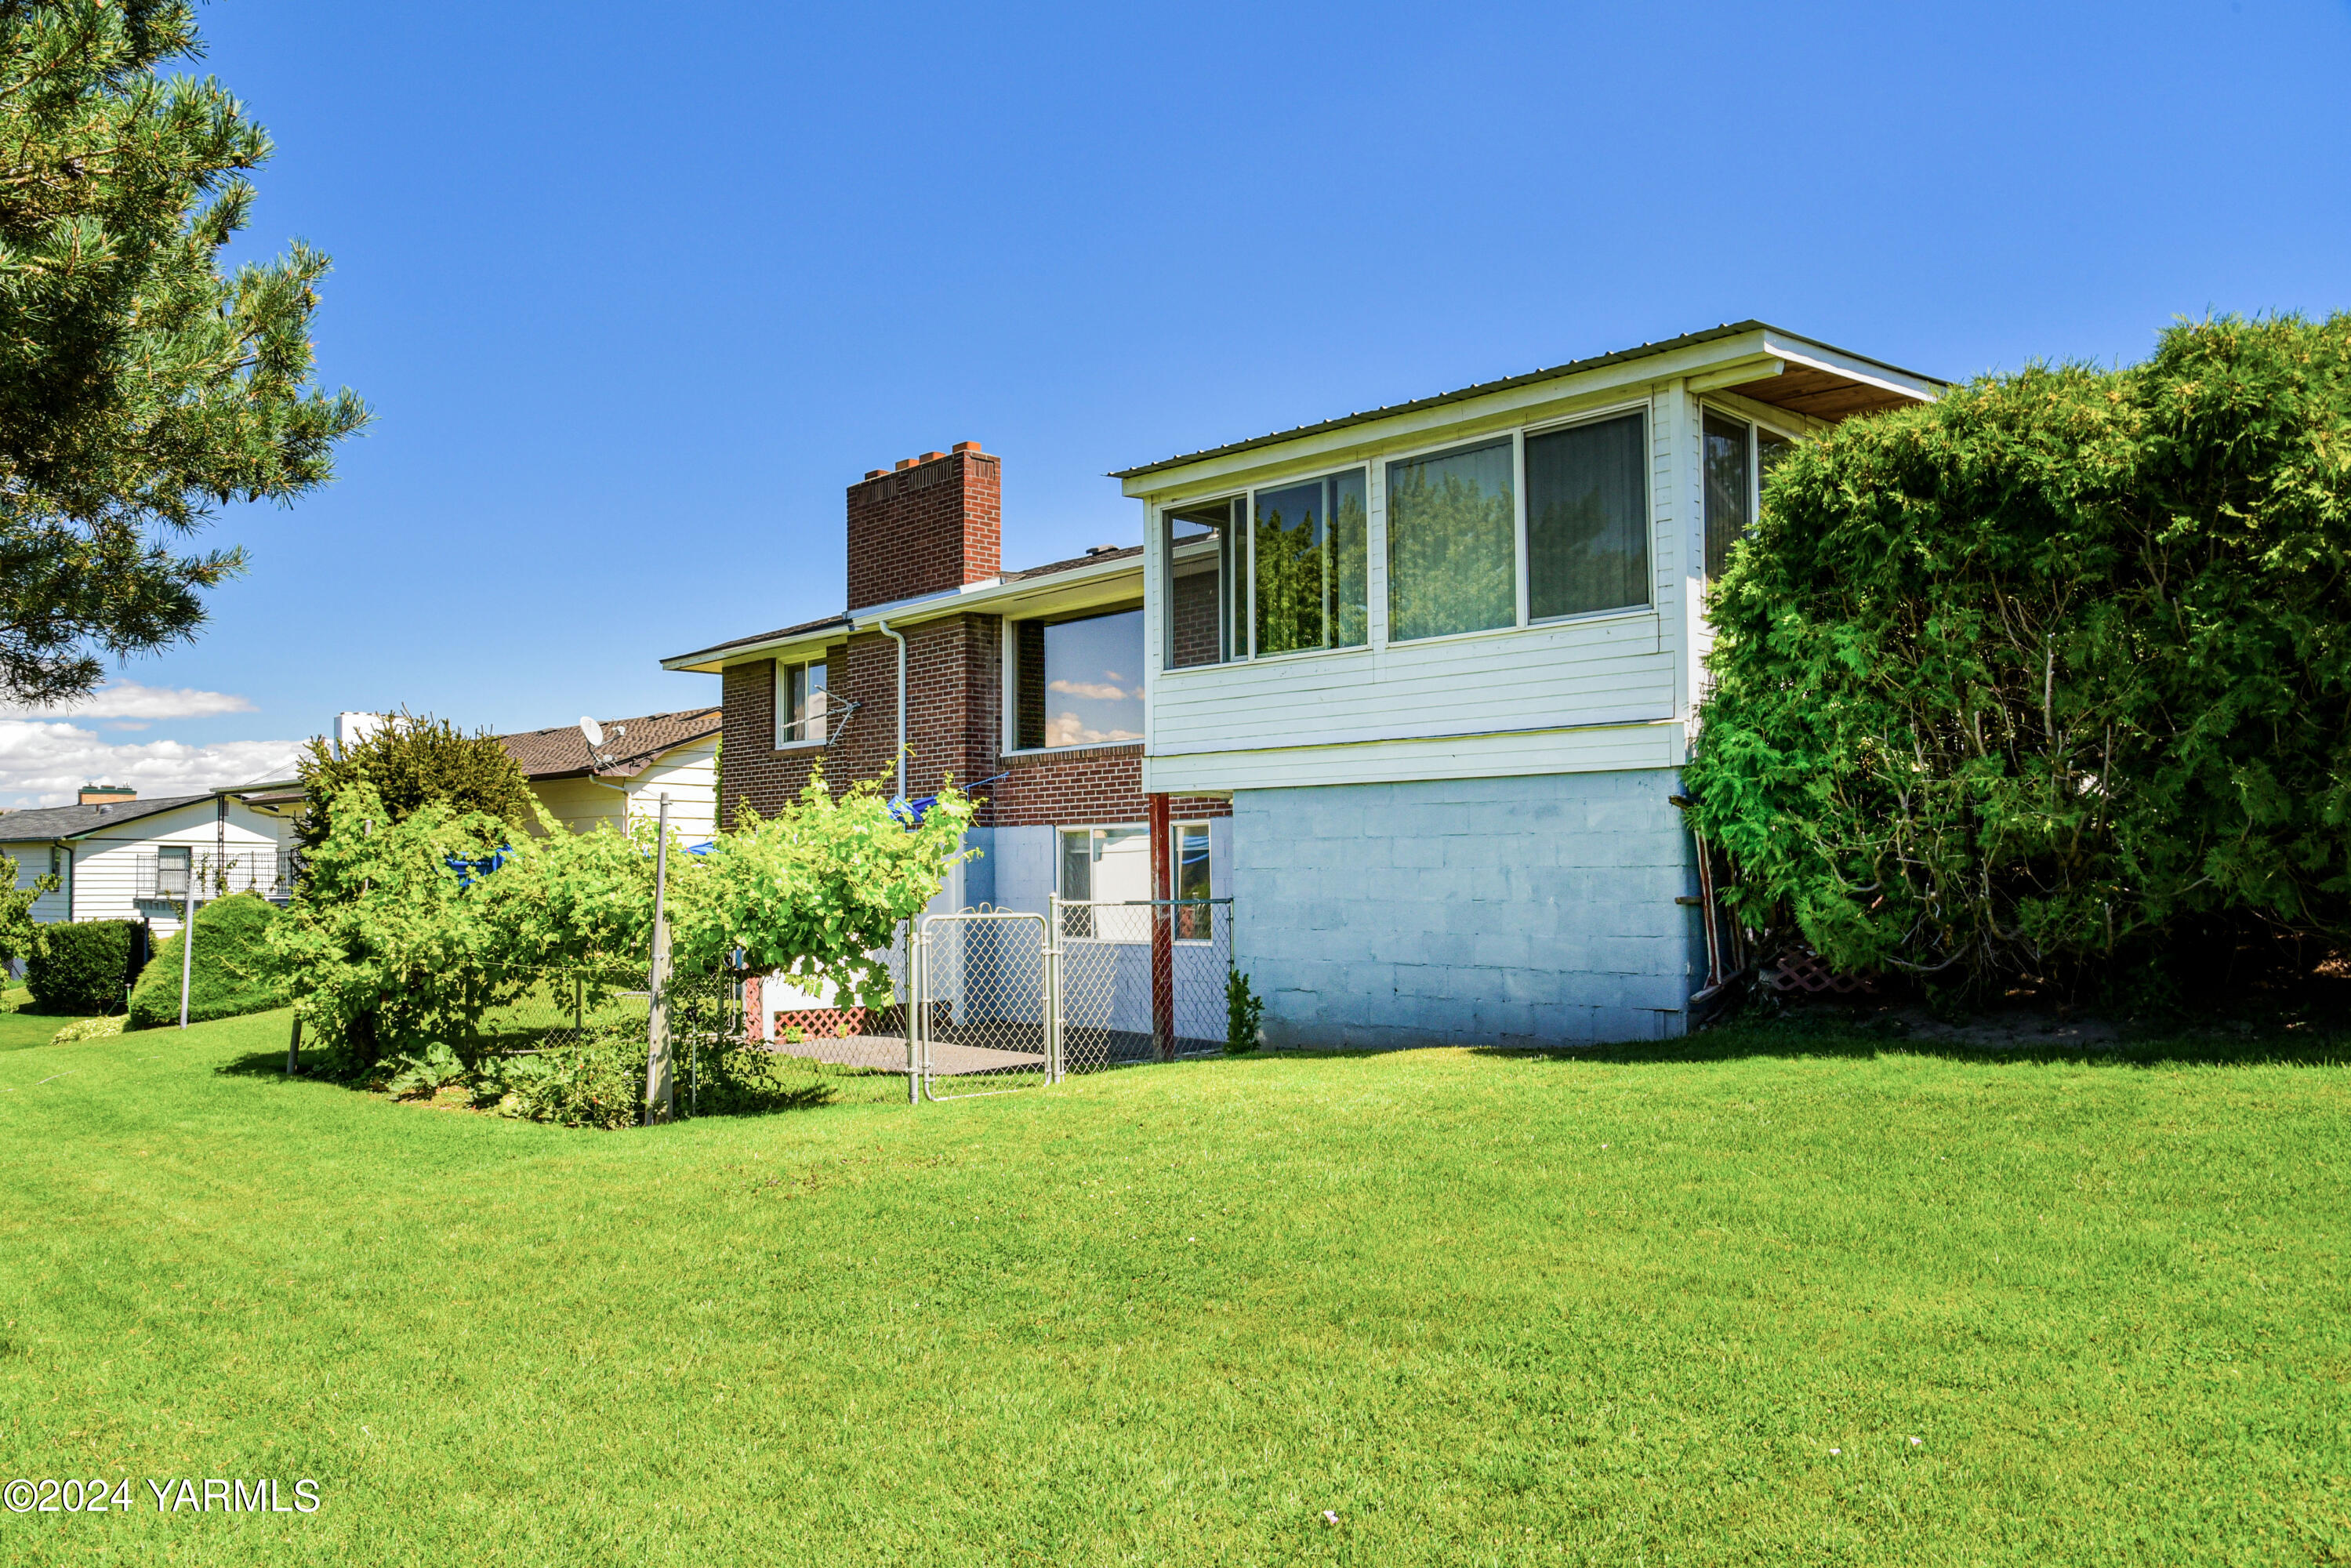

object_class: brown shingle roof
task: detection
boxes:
[499,708,722,780]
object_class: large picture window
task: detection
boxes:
[1163,498,1241,668]
[1386,439,1515,642]
[1015,608,1145,750]
[776,658,827,746]
[1252,470,1367,655]
[1526,412,1649,619]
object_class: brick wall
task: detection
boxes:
[1171,568,1223,666]
[717,444,1218,840]
[983,741,1228,829]
[845,443,1001,612]
[722,612,1218,832]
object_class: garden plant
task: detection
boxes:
[1687,313,2351,1003]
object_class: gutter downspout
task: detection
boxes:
[875,617,908,801]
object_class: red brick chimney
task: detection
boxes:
[845,440,1001,611]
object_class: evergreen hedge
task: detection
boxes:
[129,893,284,1029]
[1685,313,2351,1000]
[25,920,137,1014]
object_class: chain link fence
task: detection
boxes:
[1054,898,1232,1073]
[473,896,1235,1119]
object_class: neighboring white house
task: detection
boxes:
[499,708,721,841]
[0,786,292,935]
[1116,320,1943,1047]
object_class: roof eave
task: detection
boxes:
[1109,321,1946,487]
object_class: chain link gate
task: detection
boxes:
[915,908,1056,1100]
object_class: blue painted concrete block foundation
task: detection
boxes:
[1229,770,1703,1049]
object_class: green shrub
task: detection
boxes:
[50,1014,124,1044]
[26,920,136,1014]
[1685,313,2351,1000]
[129,893,284,1029]
[1225,967,1264,1054]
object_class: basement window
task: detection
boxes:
[1014,608,1144,750]
[1172,821,1212,940]
[1058,825,1149,938]
[776,658,827,747]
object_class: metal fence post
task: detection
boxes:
[906,921,920,1106]
[1044,898,1061,1083]
[642,794,673,1126]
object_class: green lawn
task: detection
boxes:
[2,1011,2346,1566]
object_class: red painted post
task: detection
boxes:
[1149,792,1174,1060]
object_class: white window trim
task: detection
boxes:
[1152,397,1660,660]
[774,655,830,750]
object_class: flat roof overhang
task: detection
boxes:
[1114,321,1943,498]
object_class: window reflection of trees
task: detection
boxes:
[1252,472,1367,655]
[1388,443,1515,641]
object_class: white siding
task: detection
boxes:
[1136,380,1696,794]
[1141,719,1681,795]
[528,738,718,843]
[64,801,287,933]
[0,840,70,923]
[1150,612,1671,757]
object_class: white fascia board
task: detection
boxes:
[661,623,851,673]
[852,556,1145,628]
[1119,330,1776,503]
[1759,328,1944,404]
[1685,357,1787,394]
[665,557,1149,673]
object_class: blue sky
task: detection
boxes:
[0,0,2345,804]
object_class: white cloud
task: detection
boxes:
[1047,678,1137,702]
[0,720,304,808]
[0,679,258,721]
[1043,712,1141,748]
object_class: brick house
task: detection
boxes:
[670,324,1942,1051]
[661,441,1231,1037]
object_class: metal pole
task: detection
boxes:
[1148,793,1174,1060]
[905,923,920,1106]
[285,1014,302,1076]
[643,794,673,1125]
[1045,906,1061,1083]
[177,891,199,1029]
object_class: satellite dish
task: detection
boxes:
[578,716,604,750]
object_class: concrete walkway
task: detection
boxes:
[760,1033,1045,1077]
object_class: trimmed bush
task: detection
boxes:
[25,920,136,1014]
[1686,313,2351,1000]
[129,893,285,1029]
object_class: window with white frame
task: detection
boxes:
[1171,820,1211,939]
[1526,412,1649,620]
[1703,412,1798,585]
[1057,825,1149,938]
[1253,470,1369,656]
[775,658,827,747]
[157,844,190,896]
[1386,438,1517,642]
[1164,499,1241,667]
